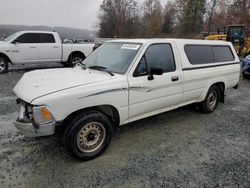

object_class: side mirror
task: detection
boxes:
[12,39,20,44]
[148,66,163,81]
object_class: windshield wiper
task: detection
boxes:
[88,66,114,76]
[79,62,87,70]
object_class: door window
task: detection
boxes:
[134,44,176,77]
[16,33,39,43]
[38,33,55,43]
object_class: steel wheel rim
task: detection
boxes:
[0,61,5,72]
[77,122,106,153]
[72,57,83,67]
[207,91,217,110]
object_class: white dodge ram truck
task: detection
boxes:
[0,31,94,73]
[13,39,240,160]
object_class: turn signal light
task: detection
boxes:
[40,107,53,121]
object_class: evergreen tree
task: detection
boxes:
[179,0,206,34]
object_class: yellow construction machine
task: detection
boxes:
[205,25,250,57]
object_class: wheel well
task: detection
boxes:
[0,53,12,64]
[211,82,225,103]
[58,105,120,134]
[67,51,86,62]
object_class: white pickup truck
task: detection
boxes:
[0,31,95,73]
[13,39,240,160]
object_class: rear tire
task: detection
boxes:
[63,111,113,160]
[199,85,219,114]
[68,53,86,67]
[0,57,8,74]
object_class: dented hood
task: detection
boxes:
[13,66,112,103]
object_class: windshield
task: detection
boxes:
[4,32,19,42]
[83,42,141,74]
[228,27,244,38]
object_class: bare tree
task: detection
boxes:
[162,1,177,34]
[98,0,139,38]
[206,0,219,35]
[141,0,162,37]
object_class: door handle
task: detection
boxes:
[53,46,59,48]
[30,46,36,48]
[171,76,179,82]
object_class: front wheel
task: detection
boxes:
[199,85,219,113]
[0,57,8,74]
[63,111,113,160]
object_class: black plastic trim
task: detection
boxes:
[182,62,240,71]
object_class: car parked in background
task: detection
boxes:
[242,54,250,79]
[0,31,95,73]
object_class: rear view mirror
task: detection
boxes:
[148,66,163,80]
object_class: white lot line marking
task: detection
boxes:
[0,96,16,102]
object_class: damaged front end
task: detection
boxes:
[14,99,56,137]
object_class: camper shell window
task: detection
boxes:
[185,45,235,65]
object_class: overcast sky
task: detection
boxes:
[0,0,169,30]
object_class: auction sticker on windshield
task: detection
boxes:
[121,44,140,50]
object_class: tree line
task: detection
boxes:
[98,0,250,38]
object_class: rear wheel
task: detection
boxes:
[199,85,219,113]
[0,57,8,74]
[63,111,113,160]
[68,53,85,67]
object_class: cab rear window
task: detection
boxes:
[185,45,235,65]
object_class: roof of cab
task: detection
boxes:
[107,38,232,46]
[19,31,56,34]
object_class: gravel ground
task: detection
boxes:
[0,66,250,188]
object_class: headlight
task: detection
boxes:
[33,106,54,125]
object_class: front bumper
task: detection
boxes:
[14,101,56,137]
[14,120,56,137]
[242,60,250,74]
[242,71,250,75]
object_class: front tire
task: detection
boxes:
[63,111,113,160]
[199,85,219,113]
[0,57,8,74]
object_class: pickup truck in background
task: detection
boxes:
[13,39,240,160]
[0,31,95,73]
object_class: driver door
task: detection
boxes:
[128,43,182,120]
[11,33,39,63]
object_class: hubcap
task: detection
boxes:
[77,122,106,153]
[207,91,217,110]
[0,61,5,72]
[72,57,83,67]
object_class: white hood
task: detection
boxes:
[13,66,113,103]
